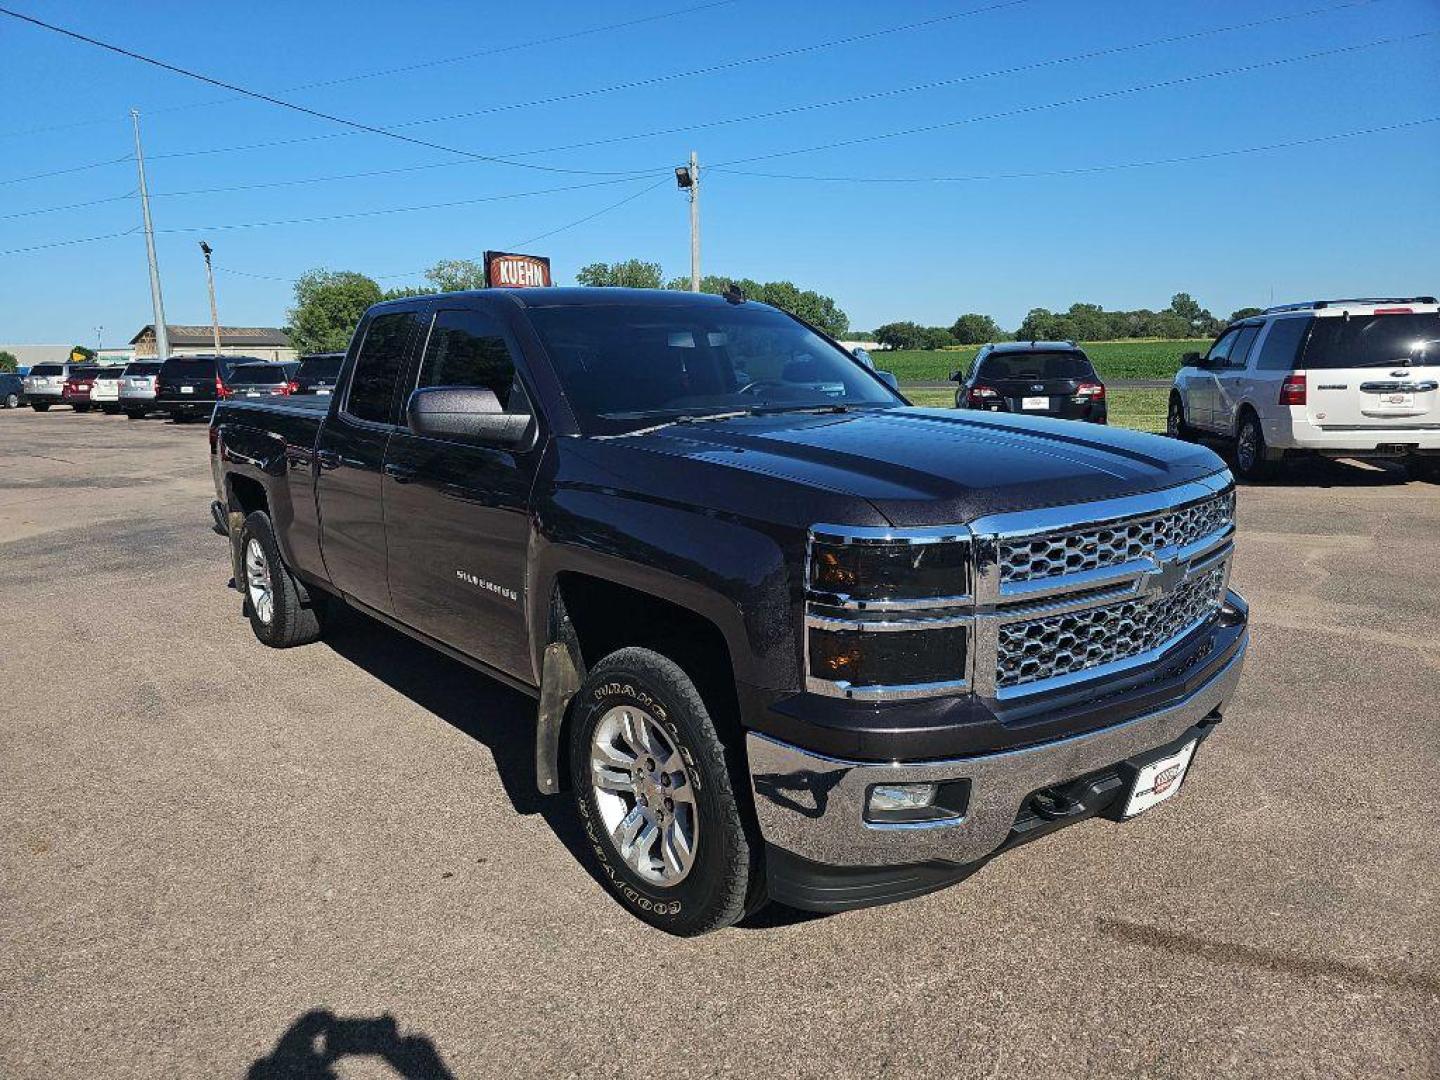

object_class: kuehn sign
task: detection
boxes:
[485,251,552,288]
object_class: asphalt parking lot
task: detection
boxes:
[2,407,1437,1079]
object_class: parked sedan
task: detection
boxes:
[61,366,101,412]
[951,341,1107,423]
[89,366,126,414]
[118,361,163,418]
[1,372,25,409]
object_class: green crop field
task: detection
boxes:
[876,339,1210,383]
[903,387,1170,434]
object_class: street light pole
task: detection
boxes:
[200,241,221,354]
[130,108,169,361]
[675,152,700,292]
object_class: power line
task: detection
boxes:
[710,29,1440,168]
[0,0,740,140]
[0,191,134,221]
[83,0,1036,171]
[0,5,660,178]
[0,154,131,186]
[708,116,1440,183]
[0,228,136,258]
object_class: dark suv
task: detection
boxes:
[154,354,265,421]
[952,341,1107,423]
[289,352,344,395]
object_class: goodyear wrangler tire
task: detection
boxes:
[569,647,762,936]
[238,511,325,648]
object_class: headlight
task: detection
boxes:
[807,531,970,606]
[805,526,974,699]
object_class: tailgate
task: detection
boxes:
[1308,366,1439,428]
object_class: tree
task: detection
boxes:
[0,350,17,373]
[1229,306,1263,322]
[664,274,850,338]
[425,258,487,293]
[576,259,664,289]
[1168,292,1219,336]
[288,269,382,355]
[874,322,927,350]
[949,313,1002,344]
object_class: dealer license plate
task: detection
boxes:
[1123,740,1197,818]
[1383,393,1414,407]
[1022,396,1049,410]
[316,389,331,395]
[180,385,194,394]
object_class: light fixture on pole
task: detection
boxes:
[675,152,700,292]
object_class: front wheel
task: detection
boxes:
[569,647,762,936]
[125,409,144,420]
[238,511,327,647]
[1234,412,1276,481]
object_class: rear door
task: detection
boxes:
[315,308,425,615]
[1213,324,1260,436]
[384,305,540,681]
[1301,310,1440,431]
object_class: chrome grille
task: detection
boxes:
[998,491,1234,584]
[996,563,1228,689]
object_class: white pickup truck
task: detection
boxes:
[1169,297,1439,480]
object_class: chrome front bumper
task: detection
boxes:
[747,636,1246,867]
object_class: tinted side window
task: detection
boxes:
[418,308,527,411]
[1255,317,1311,371]
[346,313,415,423]
[1228,326,1260,368]
[1205,329,1239,365]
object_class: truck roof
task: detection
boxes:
[375,286,763,311]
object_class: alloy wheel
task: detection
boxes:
[244,538,275,625]
[589,705,699,885]
[1237,422,1258,471]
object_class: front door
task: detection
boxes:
[1213,324,1260,436]
[315,309,421,615]
[384,306,541,684]
[1191,328,1240,432]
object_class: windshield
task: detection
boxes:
[526,301,901,434]
[94,368,124,380]
[298,356,342,379]
[229,364,288,384]
[977,351,1095,380]
[30,364,63,377]
[1303,313,1440,368]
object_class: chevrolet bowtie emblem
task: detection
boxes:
[1140,557,1187,599]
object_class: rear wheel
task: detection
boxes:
[238,511,327,648]
[4,393,18,409]
[73,403,91,413]
[125,409,144,420]
[102,403,120,415]
[1167,393,1195,442]
[569,647,763,936]
[1405,456,1440,483]
[1234,411,1276,481]
[31,402,50,412]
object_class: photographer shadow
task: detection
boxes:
[248,1010,453,1079]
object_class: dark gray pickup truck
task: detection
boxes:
[210,287,1248,935]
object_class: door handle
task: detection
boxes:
[384,462,417,483]
[316,449,341,470]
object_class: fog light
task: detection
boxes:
[868,783,936,813]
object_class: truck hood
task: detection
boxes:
[614,406,1226,525]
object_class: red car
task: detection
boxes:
[61,365,100,412]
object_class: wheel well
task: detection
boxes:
[227,474,268,518]
[554,573,743,774]
[1235,402,1259,437]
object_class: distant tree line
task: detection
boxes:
[575,260,850,339]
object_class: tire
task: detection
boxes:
[568,647,763,936]
[31,402,50,412]
[1167,393,1196,442]
[73,403,91,413]
[1233,411,1276,481]
[126,409,144,420]
[102,404,120,415]
[238,510,326,648]
[4,393,18,409]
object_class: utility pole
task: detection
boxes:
[95,326,103,353]
[130,109,169,361]
[675,151,700,291]
[200,242,221,353]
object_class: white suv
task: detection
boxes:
[1169,297,1439,480]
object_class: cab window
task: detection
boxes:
[345,312,417,424]
[1227,325,1261,369]
[1254,317,1311,371]
[1205,329,1239,366]
[417,308,529,416]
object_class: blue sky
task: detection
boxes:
[1,0,1437,346]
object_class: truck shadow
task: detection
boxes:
[248,1009,454,1079]
[1227,454,1417,489]
[319,607,592,868]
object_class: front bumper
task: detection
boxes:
[747,629,1245,881]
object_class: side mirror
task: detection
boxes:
[851,347,875,370]
[948,369,963,382]
[875,370,900,392]
[406,386,530,446]
[1181,351,1202,368]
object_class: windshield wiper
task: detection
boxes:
[748,403,852,416]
